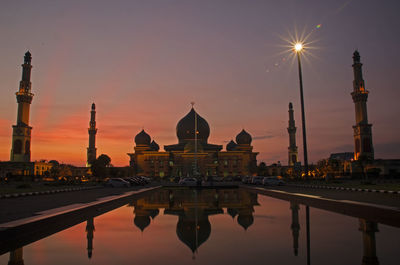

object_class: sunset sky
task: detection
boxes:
[0,0,399,166]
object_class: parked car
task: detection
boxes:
[251,176,264,185]
[126,177,140,186]
[106,178,130,187]
[131,176,145,185]
[242,176,252,184]
[262,176,285,186]
[178,178,197,185]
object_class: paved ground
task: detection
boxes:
[0,185,156,224]
[258,185,400,208]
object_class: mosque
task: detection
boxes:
[128,107,258,178]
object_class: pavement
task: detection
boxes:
[0,185,158,224]
[265,185,400,208]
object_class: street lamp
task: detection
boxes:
[294,42,309,179]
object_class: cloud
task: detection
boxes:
[253,134,275,140]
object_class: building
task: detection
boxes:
[128,107,258,178]
[351,50,374,161]
[287,102,298,166]
[10,51,34,162]
[87,103,97,167]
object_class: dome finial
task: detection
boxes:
[190,101,195,109]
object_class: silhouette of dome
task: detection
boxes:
[91,103,95,110]
[176,108,210,144]
[227,208,238,219]
[226,140,237,151]
[135,129,151,145]
[150,140,160,151]
[237,214,254,230]
[176,216,211,253]
[236,129,252,145]
[134,215,151,231]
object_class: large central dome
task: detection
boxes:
[176,108,210,144]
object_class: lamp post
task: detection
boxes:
[294,42,309,179]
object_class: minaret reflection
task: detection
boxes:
[8,248,24,265]
[131,188,258,254]
[290,202,300,256]
[359,219,379,265]
[86,218,95,259]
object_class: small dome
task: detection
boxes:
[227,208,238,219]
[226,140,237,151]
[134,215,150,231]
[149,209,159,220]
[237,214,254,230]
[176,108,210,143]
[236,129,252,145]
[150,140,160,151]
[135,129,151,145]
[91,103,95,110]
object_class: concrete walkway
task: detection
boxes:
[0,185,158,224]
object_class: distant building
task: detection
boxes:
[10,52,34,162]
[329,152,354,161]
[0,161,52,179]
[128,107,258,178]
[351,50,374,161]
[87,103,97,167]
[287,102,298,166]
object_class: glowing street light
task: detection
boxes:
[294,42,309,180]
[294,42,303,52]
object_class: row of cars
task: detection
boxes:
[242,176,285,186]
[105,176,151,187]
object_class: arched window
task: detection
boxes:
[363,138,371,152]
[25,140,30,154]
[14,140,22,154]
[291,155,297,163]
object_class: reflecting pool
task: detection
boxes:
[1,187,399,265]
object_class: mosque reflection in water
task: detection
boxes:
[131,188,258,253]
[6,188,382,265]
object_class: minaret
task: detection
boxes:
[10,52,34,162]
[87,103,97,166]
[351,51,374,161]
[287,103,298,166]
[86,218,95,259]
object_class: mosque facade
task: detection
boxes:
[128,107,258,178]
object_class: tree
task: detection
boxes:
[257,162,267,176]
[91,154,112,179]
[49,160,60,178]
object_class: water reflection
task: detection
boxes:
[359,219,379,265]
[86,218,95,259]
[130,188,258,254]
[2,187,395,264]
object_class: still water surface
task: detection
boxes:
[1,187,399,265]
